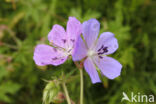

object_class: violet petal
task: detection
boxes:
[82,19,100,49]
[48,24,67,48]
[66,17,82,48]
[93,56,122,79]
[33,44,67,66]
[95,32,118,55]
[72,36,87,61]
[84,57,101,84]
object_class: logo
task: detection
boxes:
[121,92,155,103]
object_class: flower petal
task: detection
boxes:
[94,56,122,79]
[33,44,67,66]
[72,36,87,61]
[95,32,118,55]
[84,57,101,83]
[48,24,67,48]
[66,17,82,48]
[82,19,100,49]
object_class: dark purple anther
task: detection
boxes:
[99,56,103,59]
[97,45,108,55]
[62,39,67,43]
[98,45,104,52]
[70,39,75,43]
[103,47,108,53]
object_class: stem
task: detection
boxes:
[80,69,84,104]
[62,82,71,104]
[1,42,18,50]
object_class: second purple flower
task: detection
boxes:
[73,19,122,84]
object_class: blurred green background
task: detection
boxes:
[0,0,156,104]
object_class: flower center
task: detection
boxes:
[63,47,73,56]
[87,50,95,57]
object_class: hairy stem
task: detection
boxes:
[80,69,84,104]
[62,82,71,104]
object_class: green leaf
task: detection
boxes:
[0,81,21,103]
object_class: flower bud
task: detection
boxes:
[43,81,60,104]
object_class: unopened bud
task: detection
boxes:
[52,92,65,103]
[43,81,60,104]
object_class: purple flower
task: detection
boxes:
[33,17,81,66]
[73,19,122,83]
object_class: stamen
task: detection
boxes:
[103,47,108,53]
[70,39,75,43]
[62,39,67,43]
[99,56,103,59]
[98,45,104,52]
[97,45,108,55]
